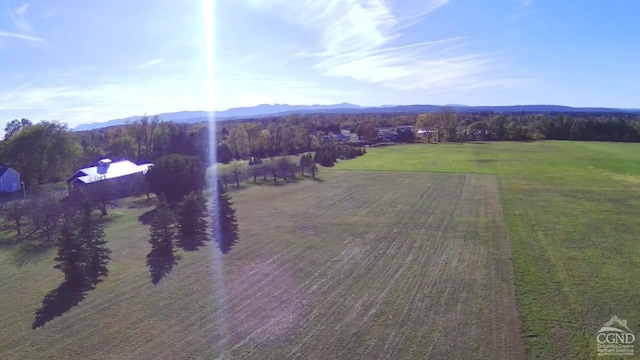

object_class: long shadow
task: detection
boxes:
[178,233,208,252]
[11,244,54,268]
[146,245,177,285]
[32,280,91,329]
[216,236,237,254]
[98,213,122,226]
[213,221,239,255]
[127,196,156,209]
[138,209,157,225]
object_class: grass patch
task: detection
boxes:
[0,171,524,359]
[335,141,640,358]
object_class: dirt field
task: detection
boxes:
[0,171,525,359]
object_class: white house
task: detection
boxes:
[0,165,21,193]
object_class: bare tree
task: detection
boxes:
[263,162,279,184]
[231,165,243,188]
[276,157,297,181]
[248,164,264,183]
[27,194,64,247]
[2,200,28,237]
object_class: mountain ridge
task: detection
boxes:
[73,103,640,131]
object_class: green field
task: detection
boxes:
[2,140,639,359]
[0,171,525,359]
[336,141,640,359]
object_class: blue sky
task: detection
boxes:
[0,0,639,127]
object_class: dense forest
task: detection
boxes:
[2,110,640,187]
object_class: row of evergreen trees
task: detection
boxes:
[32,179,239,328]
[146,186,238,285]
[313,145,366,167]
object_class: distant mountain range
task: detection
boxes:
[73,103,640,131]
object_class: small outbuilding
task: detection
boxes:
[0,165,21,193]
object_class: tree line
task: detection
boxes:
[4,110,640,188]
[415,110,640,142]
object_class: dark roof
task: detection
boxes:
[0,165,12,177]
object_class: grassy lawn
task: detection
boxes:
[0,172,524,359]
[335,141,640,359]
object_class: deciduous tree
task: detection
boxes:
[228,126,250,160]
[146,154,206,206]
[4,121,81,185]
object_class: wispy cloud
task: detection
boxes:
[0,31,44,42]
[0,75,211,126]
[511,0,537,21]
[10,3,32,33]
[134,58,164,70]
[247,0,520,92]
[238,54,257,64]
[2,3,46,44]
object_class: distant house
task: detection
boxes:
[332,133,351,142]
[378,130,398,142]
[66,159,153,189]
[0,165,21,193]
[321,132,351,144]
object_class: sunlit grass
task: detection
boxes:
[336,141,640,358]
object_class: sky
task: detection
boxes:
[0,0,639,128]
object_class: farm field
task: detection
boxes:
[0,171,524,359]
[336,141,640,358]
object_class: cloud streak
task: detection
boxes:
[134,58,164,70]
[0,31,44,42]
[247,0,521,92]
[2,3,46,43]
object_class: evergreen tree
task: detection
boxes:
[32,203,112,328]
[177,192,209,251]
[54,224,89,286]
[77,203,111,285]
[146,197,178,285]
[212,181,239,254]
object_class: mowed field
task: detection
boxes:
[335,141,640,359]
[0,171,525,359]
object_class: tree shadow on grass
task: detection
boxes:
[178,234,208,252]
[127,196,156,209]
[215,235,237,254]
[138,209,157,225]
[98,213,122,226]
[146,246,178,285]
[32,280,91,329]
[11,243,54,268]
